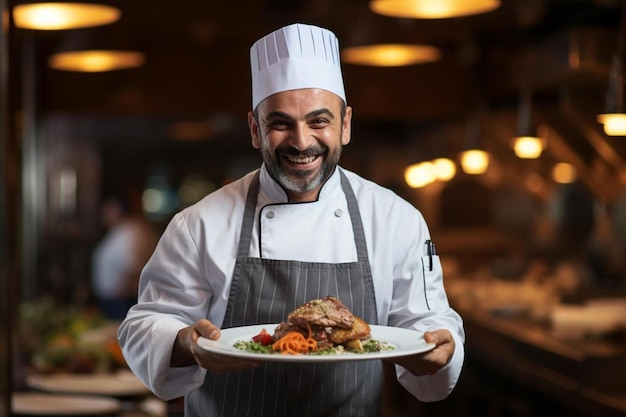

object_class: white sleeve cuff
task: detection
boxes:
[395,330,465,402]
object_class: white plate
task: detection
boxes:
[12,392,121,415]
[197,324,435,362]
[26,370,149,398]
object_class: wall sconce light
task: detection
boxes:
[597,6,626,136]
[13,2,120,30]
[369,0,500,19]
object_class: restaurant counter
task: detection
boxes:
[455,303,626,417]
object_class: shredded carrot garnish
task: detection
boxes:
[272,323,317,355]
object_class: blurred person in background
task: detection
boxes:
[92,194,158,320]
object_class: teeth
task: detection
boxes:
[286,155,316,163]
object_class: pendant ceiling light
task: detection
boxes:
[342,44,440,66]
[512,49,545,158]
[460,149,489,175]
[432,157,456,181]
[459,108,490,175]
[13,2,120,30]
[404,157,456,188]
[404,134,457,188]
[512,87,545,159]
[49,50,145,72]
[597,113,626,136]
[514,136,543,159]
[369,0,500,19]
[48,27,145,72]
[597,54,626,135]
[405,162,437,188]
[597,4,626,136]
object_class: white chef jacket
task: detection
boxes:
[118,165,465,402]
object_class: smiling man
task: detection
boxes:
[118,23,465,417]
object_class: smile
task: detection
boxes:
[285,155,318,164]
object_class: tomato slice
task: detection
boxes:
[252,328,273,345]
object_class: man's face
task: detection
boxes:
[248,89,352,202]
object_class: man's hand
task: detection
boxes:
[388,329,455,376]
[171,319,263,375]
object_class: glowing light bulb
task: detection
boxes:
[14,3,120,30]
[432,158,456,181]
[369,0,501,19]
[597,114,626,136]
[513,136,543,159]
[460,150,489,175]
[405,162,436,188]
[48,50,145,72]
[552,163,577,184]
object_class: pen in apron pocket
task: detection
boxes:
[426,239,436,271]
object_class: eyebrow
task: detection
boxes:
[264,108,336,121]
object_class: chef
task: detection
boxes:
[118,23,465,417]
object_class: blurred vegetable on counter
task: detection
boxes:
[18,297,125,373]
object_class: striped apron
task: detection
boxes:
[185,170,382,417]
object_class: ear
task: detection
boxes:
[341,105,352,146]
[248,111,261,149]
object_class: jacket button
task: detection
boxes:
[266,210,276,219]
[334,209,343,217]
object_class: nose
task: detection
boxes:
[288,123,314,151]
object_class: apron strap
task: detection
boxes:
[237,170,261,258]
[339,169,370,263]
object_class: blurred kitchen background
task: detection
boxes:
[2,0,626,416]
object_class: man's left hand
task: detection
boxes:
[387,329,455,376]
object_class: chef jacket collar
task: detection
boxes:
[259,163,342,203]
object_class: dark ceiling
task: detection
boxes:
[12,0,626,201]
[17,0,620,118]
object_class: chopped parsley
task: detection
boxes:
[233,340,273,354]
[360,338,394,353]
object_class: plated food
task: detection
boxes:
[234,296,392,355]
[197,295,436,361]
[197,325,435,362]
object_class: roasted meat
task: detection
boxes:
[287,295,355,329]
[272,296,371,351]
[329,316,371,343]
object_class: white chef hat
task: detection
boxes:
[250,23,346,110]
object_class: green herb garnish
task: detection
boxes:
[233,338,394,355]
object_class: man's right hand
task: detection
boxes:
[171,319,263,375]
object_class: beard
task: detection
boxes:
[261,142,342,195]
